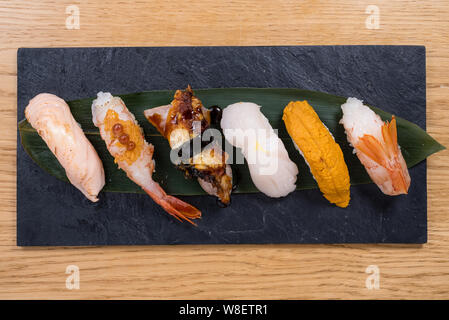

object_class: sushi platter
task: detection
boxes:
[17,46,442,245]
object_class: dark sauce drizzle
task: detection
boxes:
[209,105,223,125]
[231,166,239,192]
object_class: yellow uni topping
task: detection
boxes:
[104,109,144,165]
[282,101,350,208]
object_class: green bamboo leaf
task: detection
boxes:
[18,88,445,195]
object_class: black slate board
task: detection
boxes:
[17,46,427,245]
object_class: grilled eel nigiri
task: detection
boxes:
[144,86,233,205]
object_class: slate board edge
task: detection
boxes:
[16,46,428,246]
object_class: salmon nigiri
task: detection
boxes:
[25,93,105,202]
[92,92,201,224]
[340,98,410,195]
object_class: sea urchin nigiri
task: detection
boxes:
[283,100,350,208]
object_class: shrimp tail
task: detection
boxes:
[355,116,410,195]
[143,184,201,225]
[382,116,410,194]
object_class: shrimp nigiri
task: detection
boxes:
[92,92,201,224]
[144,86,233,205]
[340,97,411,195]
[25,93,105,202]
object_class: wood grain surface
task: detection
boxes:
[1,0,448,299]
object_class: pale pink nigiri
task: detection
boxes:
[25,93,105,201]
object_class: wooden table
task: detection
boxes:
[1,0,448,299]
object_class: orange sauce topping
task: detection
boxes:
[104,109,144,165]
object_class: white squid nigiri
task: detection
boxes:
[92,92,201,224]
[25,93,105,202]
[221,102,298,197]
[340,97,411,195]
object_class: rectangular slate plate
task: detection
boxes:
[17,46,427,246]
